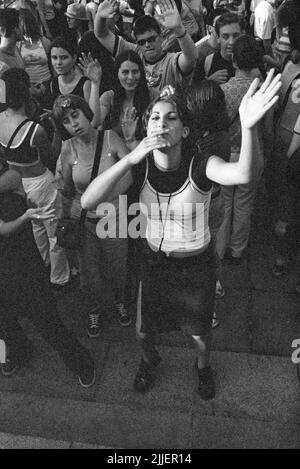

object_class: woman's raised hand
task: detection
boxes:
[128,130,170,165]
[121,107,138,141]
[239,69,282,130]
[78,53,102,84]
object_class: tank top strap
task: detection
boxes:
[6,119,32,149]
[51,77,60,100]
[73,76,89,97]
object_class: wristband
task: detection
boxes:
[176,29,187,40]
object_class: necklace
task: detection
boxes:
[156,191,172,253]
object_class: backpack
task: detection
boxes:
[276,61,300,148]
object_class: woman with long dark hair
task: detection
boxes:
[0,67,71,292]
[81,70,281,400]
[18,8,52,87]
[98,50,152,144]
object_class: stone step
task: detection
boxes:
[0,343,299,448]
[0,390,299,449]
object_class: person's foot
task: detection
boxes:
[211,312,220,329]
[223,249,243,265]
[1,357,18,377]
[115,302,131,327]
[77,360,96,388]
[195,363,216,400]
[133,351,162,393]
[87,309,101,338]
[215,280,225,299]
[272,262,286,277]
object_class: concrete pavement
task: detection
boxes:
[0,181,299,448]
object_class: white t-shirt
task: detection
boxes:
[254,0,276,40]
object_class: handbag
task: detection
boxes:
[56,130,104,250]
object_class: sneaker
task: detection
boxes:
[211,312,220,329]
[78,361,96,388]
[215,280,225,299]
[133,351,162,393]
[87,309,101,338]
[115,302,131,327]
[272,262,286,277]
[1,357,17,377]
[195,363,216,401]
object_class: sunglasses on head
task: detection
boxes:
[57,97,72,108]
[136,35,158,47]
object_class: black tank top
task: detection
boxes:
[0,120,40,167]
[51,75,89,101]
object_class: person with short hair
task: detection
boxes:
[65,2,89,44]
[94,0,197,96]
[53,93,132,335]
[193,11,242,84]
[0,8,24,77]
[253,0,276,56]
[215,34,271,262]
[195,6,228,59]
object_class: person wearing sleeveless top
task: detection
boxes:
[18,9,52,86]
[0,158,96,387]
[39,37,92,112]
[0,68,71,291]
[81,71,281,400]
[52,94,132,339]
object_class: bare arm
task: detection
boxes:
[157,0,197,74]
[206,70,282,185]
[0,208,54,237]
[81,129,170,210]
[94,0,120,54]
[33,124,56,166]
[78,54,102,127]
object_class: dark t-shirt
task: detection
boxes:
[193,50,235,85]
[0,191,43,275]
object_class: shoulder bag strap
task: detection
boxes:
[6,119,32,150]
[79,130,105,226]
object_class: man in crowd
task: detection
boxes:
[193,11,242,84]
[253,0,276,56]
[0,9,24,76]
[94,0,197,95]
[195,6,228,58]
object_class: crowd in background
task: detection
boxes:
[0,0,299,396]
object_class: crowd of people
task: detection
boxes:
[0,0,299,399]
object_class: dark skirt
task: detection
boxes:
[138,242,216,336]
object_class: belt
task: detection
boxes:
[86,217,100,224]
